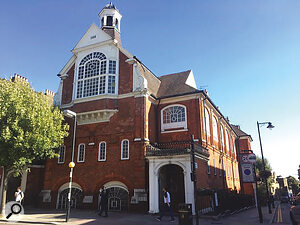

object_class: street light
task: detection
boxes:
[257,121,274,215]
[63,109,77,222]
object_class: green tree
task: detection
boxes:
[255,156,274,204]
[0,79,69,214]
[287,176,300,195]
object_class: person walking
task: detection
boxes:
[98,186,108,217]
[156,188,175,222]
[15,187,24,204]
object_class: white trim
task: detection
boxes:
[103,181,128,191]
[98,141,106,161]
[59,55,76,75]
[121,139,129,160]
[161,104,187,132]
[77,143,85,162]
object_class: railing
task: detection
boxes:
[146,141,209,160]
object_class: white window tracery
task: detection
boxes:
[161,105,187,131]
[76,52,117,99]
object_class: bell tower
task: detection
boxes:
[99,2,122,45]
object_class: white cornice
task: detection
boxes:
[59,55,76,75]
[77,109,118,125]
[159,93,201,104]
[72,39,115,54]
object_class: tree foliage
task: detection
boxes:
[0,79,69,172]
[0,79,69,213]
[287,176,300,195]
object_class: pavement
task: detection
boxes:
[0,203,293,225]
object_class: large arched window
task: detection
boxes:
[98,142,106,161]
[229,134,233,155]
[77,144,85,162]
[76,52,117,99]
[212,116,218,142]
[121,139,129,160]
[204,108,210,137]
[161,105,187,131]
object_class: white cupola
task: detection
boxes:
[99,2,122,44]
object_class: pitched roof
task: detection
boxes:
[231,125,253,140]
[157,70,199,98]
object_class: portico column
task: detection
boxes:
[148,160,159,213]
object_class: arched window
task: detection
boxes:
[98,142,106,161]
[220,125,225,150]
[121,139,129,160]
[229,135,233,154]
[161,105,187,131]
[58,146,65,164]
[226,130,230,153]
[107,16,113,26]
[212,116,218,142]
[204,108,210,137]
[77,144,85,162]
[76,52,117,99]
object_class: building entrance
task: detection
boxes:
[158,164,185,212]
[106,186,129,211]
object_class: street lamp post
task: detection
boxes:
[63,110,77,222]
[257,121,274,215]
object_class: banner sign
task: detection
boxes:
[241,163,255,183]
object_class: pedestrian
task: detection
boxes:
[156,188,175,222]
[98,188,102,211]
[14,187,24,204]
[98,186,108,217]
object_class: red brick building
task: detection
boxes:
[38,3,250,213]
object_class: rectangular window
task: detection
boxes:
[109,60,116,74]
[108,75,116,94]
[58,146,65,164]
[219,160,222,176]
[207,161,210,174]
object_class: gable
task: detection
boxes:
[73,24,112,50]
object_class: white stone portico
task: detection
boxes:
[147,155,195,214]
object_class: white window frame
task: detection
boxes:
[58,146,65,164]
[121,139,129,160]
[204,108,210,137]
[98,142,106,161]
[161,104,187,132]
[212,115,218,142]
[226,130,230,153]
[75,52,119,100]
[77,143,85,163]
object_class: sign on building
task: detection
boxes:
[241,163,255,183]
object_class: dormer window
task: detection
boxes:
[76,52,118,99]
[161,105,187,132]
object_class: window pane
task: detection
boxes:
[121,140,129,159]
[99,76,106,94]
[78,66,84,79]
[108,75,116,94]
[77,81,83,98]
[204,109,210,136]
[99,142,106,161]
[58,146,65,163]
[109,60,116,74]
[83,78,99,97]
[100,61,107,74]
[78,144,85,162]
[162,106,186,124]
[84,60,100,78]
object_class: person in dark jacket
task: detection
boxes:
[98,186,108,217]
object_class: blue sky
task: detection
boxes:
[0,0,299,177]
